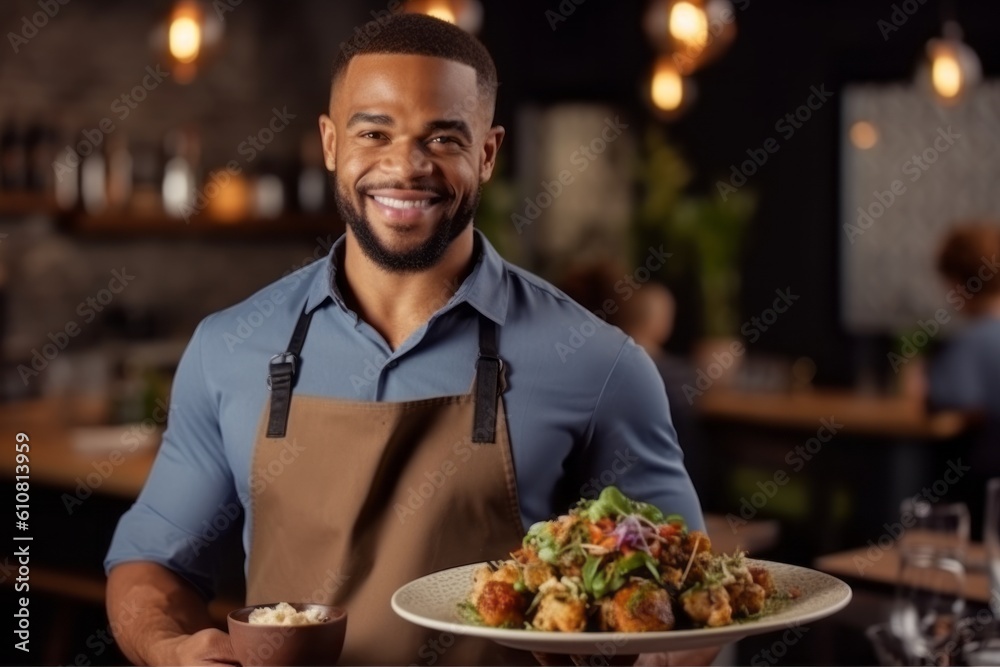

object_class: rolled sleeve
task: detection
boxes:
[582,340,705,531]
[104,317,239,598]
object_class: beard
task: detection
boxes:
[332,173,480,273]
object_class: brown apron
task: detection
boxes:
[245,306,531,665]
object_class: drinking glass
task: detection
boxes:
[985,478,1000,621]
[965,478,1000,664]
[890,499,969,664]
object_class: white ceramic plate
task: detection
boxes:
[391,559,852,654]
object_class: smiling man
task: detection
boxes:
[104,13,706,666]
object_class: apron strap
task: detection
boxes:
[266,305,315,438]
[473,318,502,444]
[266,306,502,443]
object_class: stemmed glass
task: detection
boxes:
[890,499,969,665]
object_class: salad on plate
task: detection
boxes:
[463,487,787,633]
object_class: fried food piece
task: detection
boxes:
[470,565,493,606]
[512,547,558,592]
[681,585,733,628]
[477,580,529,628]
[531,582,587,632]
[749,565,776,597]
[659,530,711,573]
[522,560,556,592]
[726,579,766,617]
[684,530,712,555]
[600,581,675,632]
[471,562,523,609]
[490,562,521,586]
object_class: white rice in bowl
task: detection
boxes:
[247,602,330,625]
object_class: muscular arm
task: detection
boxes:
[104,319,240,664]
[107,561,236,666]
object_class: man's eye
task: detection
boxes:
[429,136,460,145]
[360,131,386,141]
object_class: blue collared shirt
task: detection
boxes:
[105,231,703,596]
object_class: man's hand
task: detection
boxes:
[106,562,227,666]
[148,629,239,666]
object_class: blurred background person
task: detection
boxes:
[926,223,1000,530]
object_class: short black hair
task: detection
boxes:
[332,12,498,120]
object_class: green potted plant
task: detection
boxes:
[634,128,755,373]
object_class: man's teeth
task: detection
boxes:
[372,195,434,209]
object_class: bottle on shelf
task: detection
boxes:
[162,126,200,219]
[52,121,81,211]
[80,132,107,215]
[106,135,133,211]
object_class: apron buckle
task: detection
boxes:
[266,352,297,390]
[477,353,505,395]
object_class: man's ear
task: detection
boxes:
[319,114,337,171]
[479,125,505,184]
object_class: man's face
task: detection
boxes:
[319,53,503,272]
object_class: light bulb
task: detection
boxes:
[425,1,457,24]
[931,49,963,99]
[669,1,709,49]
[403,0,482,32]
[169,15,201,64]
[921,22,981,105]
[651,60,684,112]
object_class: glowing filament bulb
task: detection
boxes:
[652,61,684,111]
[931,50,963,99]
[669,1,709,48]
[169,15,201,64]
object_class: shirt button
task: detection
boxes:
[386,360,398,369]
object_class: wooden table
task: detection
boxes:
[815,543,991,604]
[0,399,158,498]
[697,388,971,440]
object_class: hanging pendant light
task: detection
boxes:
[919,20,981,105]
[150,1,224,84]
[643,0,736,74]
[403,0,484,34]
[648,55,696,120]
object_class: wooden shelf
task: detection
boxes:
[0,191,59,217]
[0,192,344,240]
[695,387,974,440]
[72,210,343,240]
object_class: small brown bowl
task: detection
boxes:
[227,603,347,666]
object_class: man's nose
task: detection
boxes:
[380,140,433,178]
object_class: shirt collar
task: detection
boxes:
[304,229,509,325]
